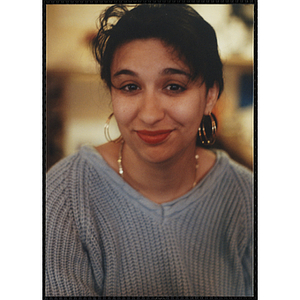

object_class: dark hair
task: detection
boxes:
[92,4,224,98]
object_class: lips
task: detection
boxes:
[136,130,173,144]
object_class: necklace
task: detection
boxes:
[118,141,199,188]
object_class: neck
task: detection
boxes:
[119,142,198,204]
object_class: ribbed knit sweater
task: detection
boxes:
[46,145,253,297]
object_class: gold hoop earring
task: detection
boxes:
[104,113,123,143]
[198,113,217,145]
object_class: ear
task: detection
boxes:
[204,82,219,115]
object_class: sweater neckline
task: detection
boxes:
[80,144,229,219]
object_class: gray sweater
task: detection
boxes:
[46,145,253,297]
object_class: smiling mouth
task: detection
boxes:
[136,130,173,144]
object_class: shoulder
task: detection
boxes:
[46,151,80,196]
[217,150,254,226]
[46,145,108,243]
[46,145,107,207]
[211,150,253,216]
[47,147,89,187]
[211,151,254,244]
[216,150,253,190]
[46,144,122,205]
[227,154,253,197]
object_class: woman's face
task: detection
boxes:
[110,38,218,164]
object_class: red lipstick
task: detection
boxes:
[136,130,172,144]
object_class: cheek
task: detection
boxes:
[111,95,136,128]
[170,97,205,127]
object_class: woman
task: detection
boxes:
[46,4,253,297]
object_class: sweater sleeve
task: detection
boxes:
[242,171,254,297]
[45,156,100,296]
[242,235,253,296]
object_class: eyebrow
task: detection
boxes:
[161,68,191,78]
[112,69,137,78]
[112,68,191,79]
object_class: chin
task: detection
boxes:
[138,144,181,165]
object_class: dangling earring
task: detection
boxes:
[104,113,123,143]
[198,112,217,145]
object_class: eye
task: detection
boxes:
[165,84,186,93]
[121,84,140,92]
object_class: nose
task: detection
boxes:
[138,90,165,125]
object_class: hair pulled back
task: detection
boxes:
[92,4,224,98]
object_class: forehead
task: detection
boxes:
[111,38,190,73]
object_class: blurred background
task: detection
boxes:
[46,4,254,171]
